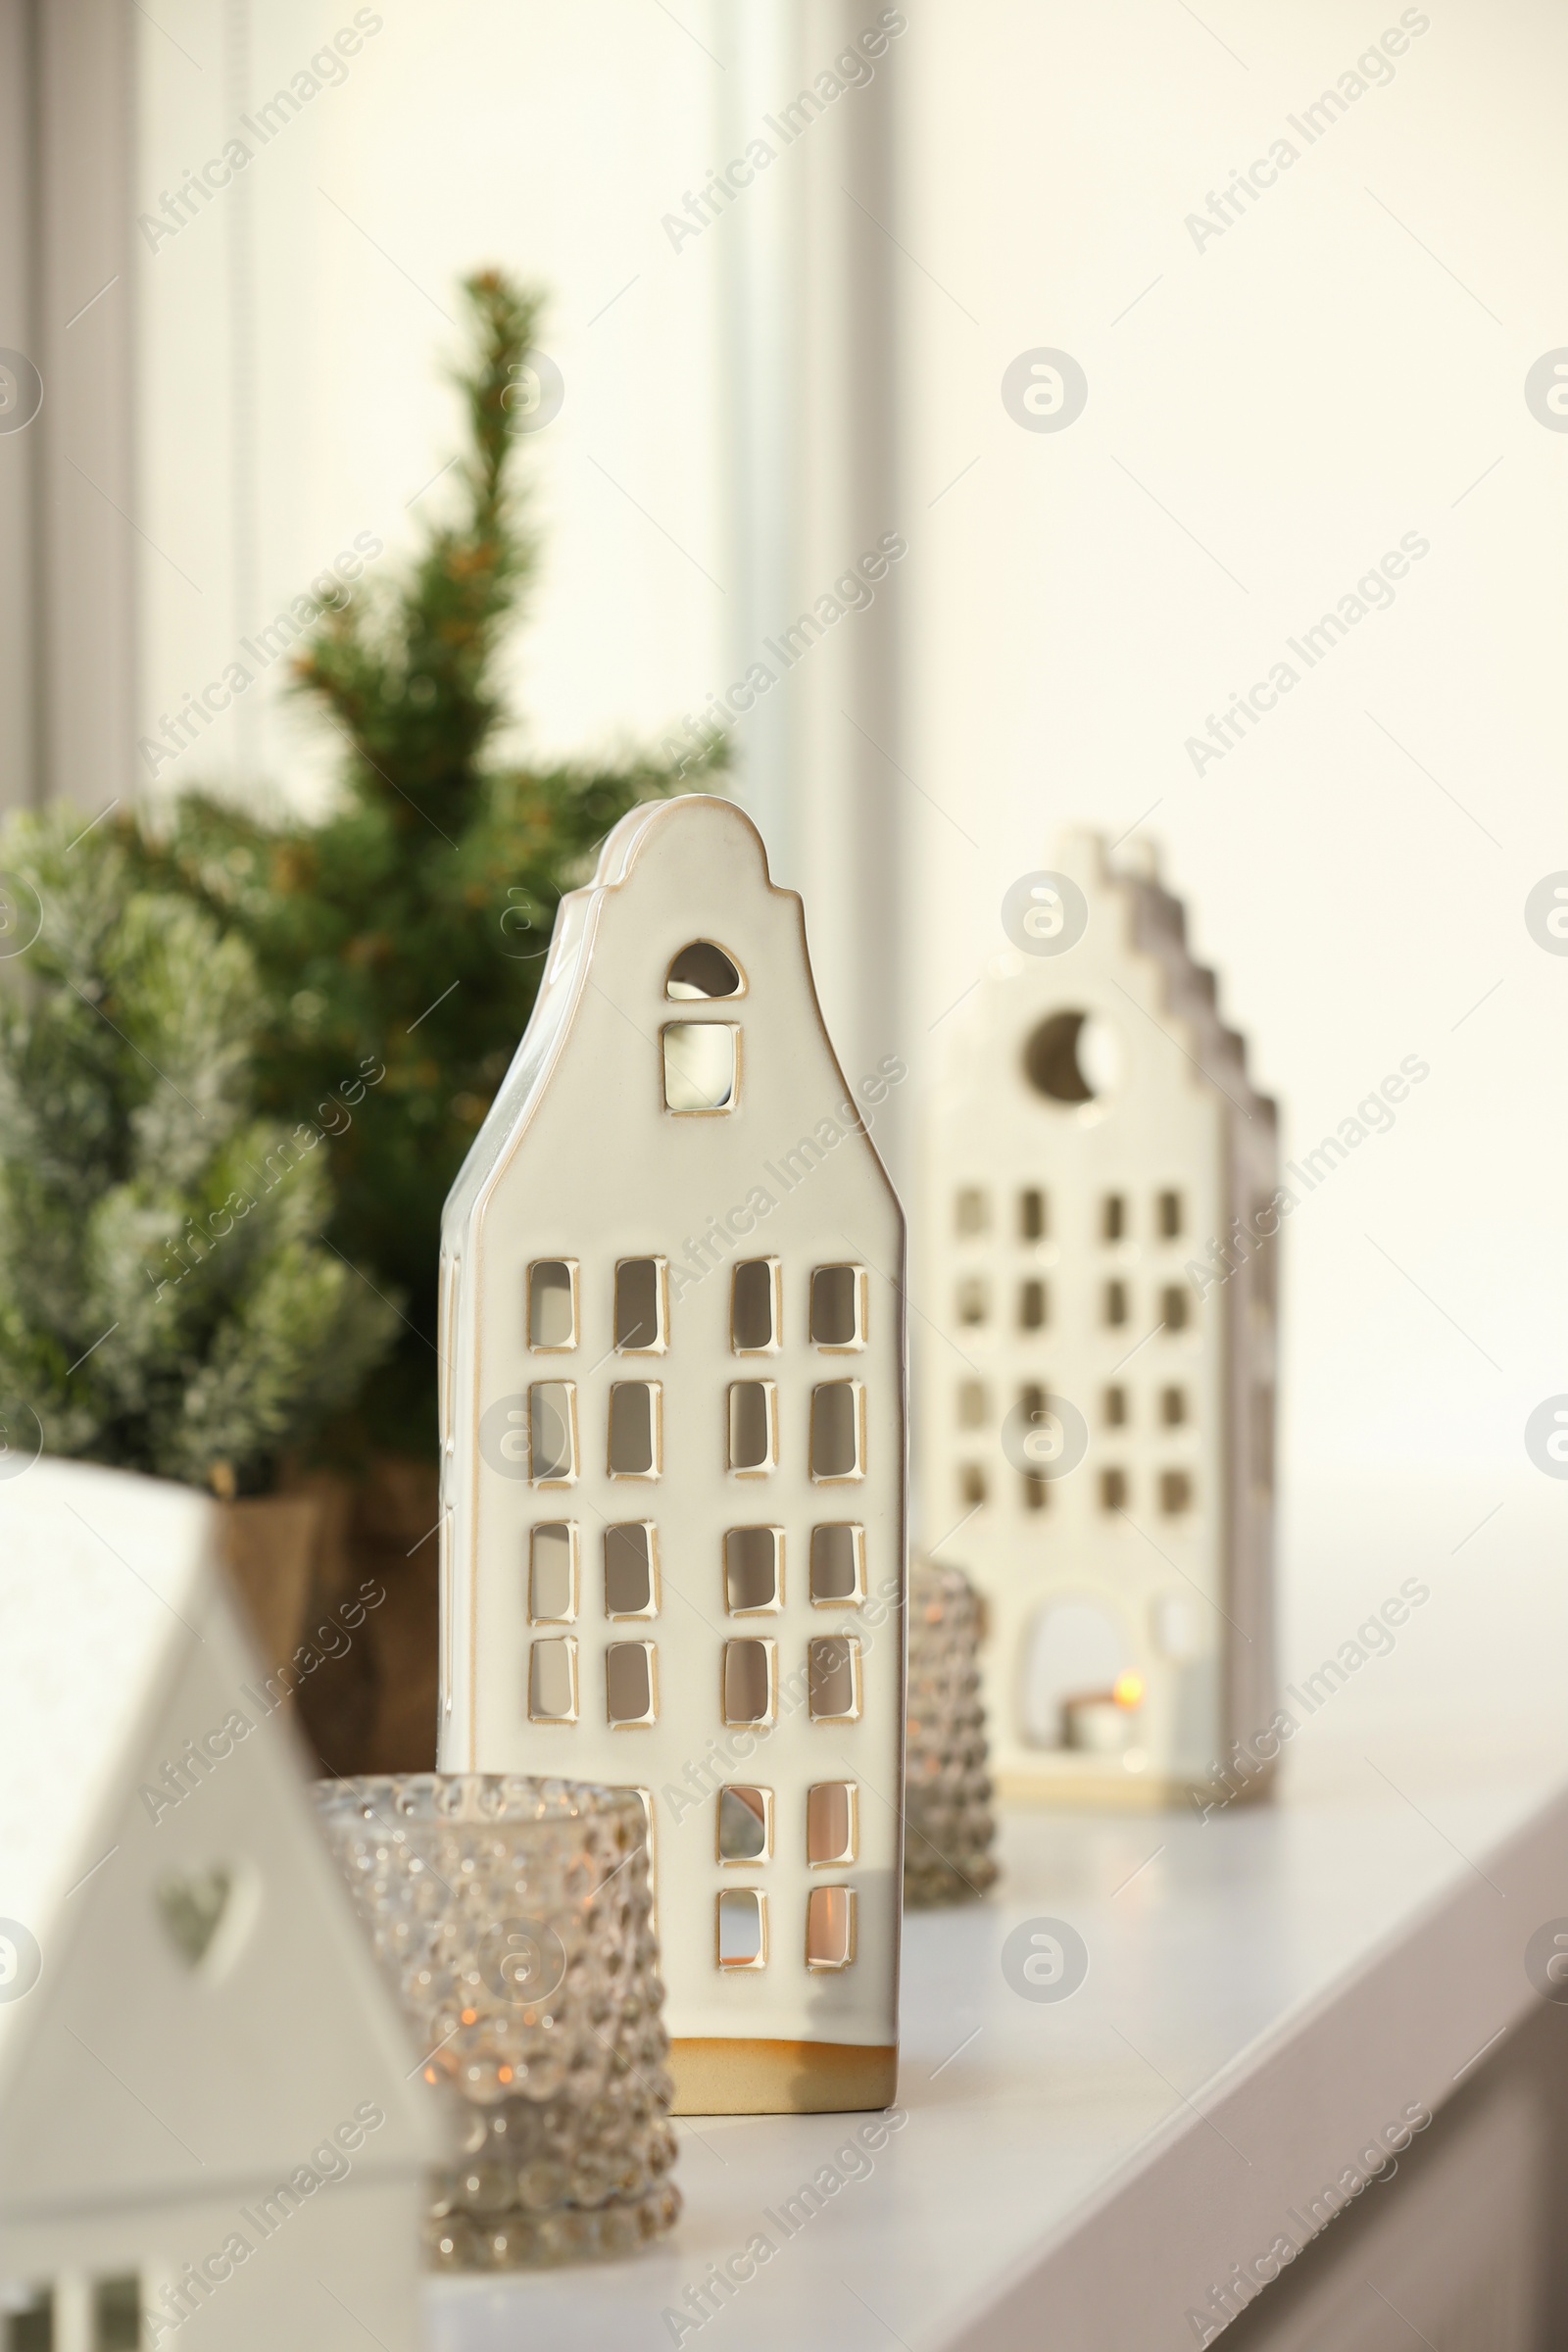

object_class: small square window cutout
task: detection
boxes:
[731,1259,780,1351]
[810,1265,866,1349]
[717,1786,772,1863]
[723,1639,776,1726]
[717,1886,766,1968]
[807,1783,858,1866]
[663,1023,738,1111]
[614,1258,665,1351]
[808,1635,861,1721]
[606,1641,658,1726]
[528,1638,578,1723]
[809,1524,864,1606]
[529,1522,577,1623]
[728,1382,777,1474]
[605,1523,658,1616]
[608,1382,661,1477]
[527,1260,577,1349]
[725,1527,783,1613]
[806,1886,856,1971]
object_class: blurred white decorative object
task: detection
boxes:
[0,1457,441,2351]
[313,1775,679,2268]
[438,795,908,2115]
[904,1560,998,1907]
[920,833,1279,1806]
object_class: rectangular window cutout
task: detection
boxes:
[1018,1278,1048,1332]
[93,2277,141,2352]
[614,1257,666,1352]
[529,1383,577,1484]
[5,2289,51,2352]
[808,1635,861,1721]
[722,1638,776,1726]
[1161,1284,1190,1332]
[1159,1469,1194,1515]
[528,1259,577,1349]
[728,1381,777,1474]
[608,1381,662,1477]
[606,1640,658,1726]
[1102,1194,1126,1242]
[807,1783,858,1866]
[605,1522,659,1617]
[717,1785,772,1863]
[956,1275,989,1326]
[716,1886,767,1969]
[957,1379,988,1430]
[1160,1385,1187,1427]
[810,1382,864,1481]
[1022,1472,1050,1512]
[955,1186,988,1235]
[528,1637,578,1723]
[959,1463,988,1508]
[725,1526,783,1614]
[1103,1385,1128,1428]
[662,1021,738,1112]
[1018,1186,1047,1242]
[1103,1280,1129,1328]
[731,1258,780,1352]
[809,1523,865,1607]
[529,1522,578,1623]
[811,1264,867,1350]
[1157,1189,1183,1239]
[1101,1468,1128,1512]
[806,1885,857,1971]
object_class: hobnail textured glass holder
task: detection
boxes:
[904,1560,1000,1907]
[313,1774,680,2269]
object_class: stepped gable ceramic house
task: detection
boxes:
[0,1458,440,2352]
[920,832,1278,1807]
[439,794,907,2117]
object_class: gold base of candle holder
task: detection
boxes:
[669,2037,898,2115]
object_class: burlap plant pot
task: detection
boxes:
[292,1455,440,1778]
[217,1494,319,1682]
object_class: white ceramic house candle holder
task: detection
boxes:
[919,832,1279,1808]
[0,1459,442,2350]
[438,795,907,2115]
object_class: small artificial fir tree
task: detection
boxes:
[141,269,724,1459]
[0,811,395,1489]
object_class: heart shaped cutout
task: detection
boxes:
[155,1867,232,1969]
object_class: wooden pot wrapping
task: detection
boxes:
[290,1455,439,1779]
[217,1494,319,1676]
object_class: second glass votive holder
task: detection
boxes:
[904,1559,1000,1907]
[313,1772,679,2269]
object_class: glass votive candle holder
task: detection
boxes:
[904,1559,1000,1907]
[312,1773,680,2269]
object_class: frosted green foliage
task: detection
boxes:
[0,809,396,1489]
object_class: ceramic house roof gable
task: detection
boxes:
[0,1461,444,2172]
[938,832,1274,1132]
[0,1460,210,2003]
[450,795,901,1244]
[1103,842,1276,1132]
[0,1569,444,2206]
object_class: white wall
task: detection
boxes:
[133,0,907,1099]
[898,0,1568,1560]
[135,0,728,809]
